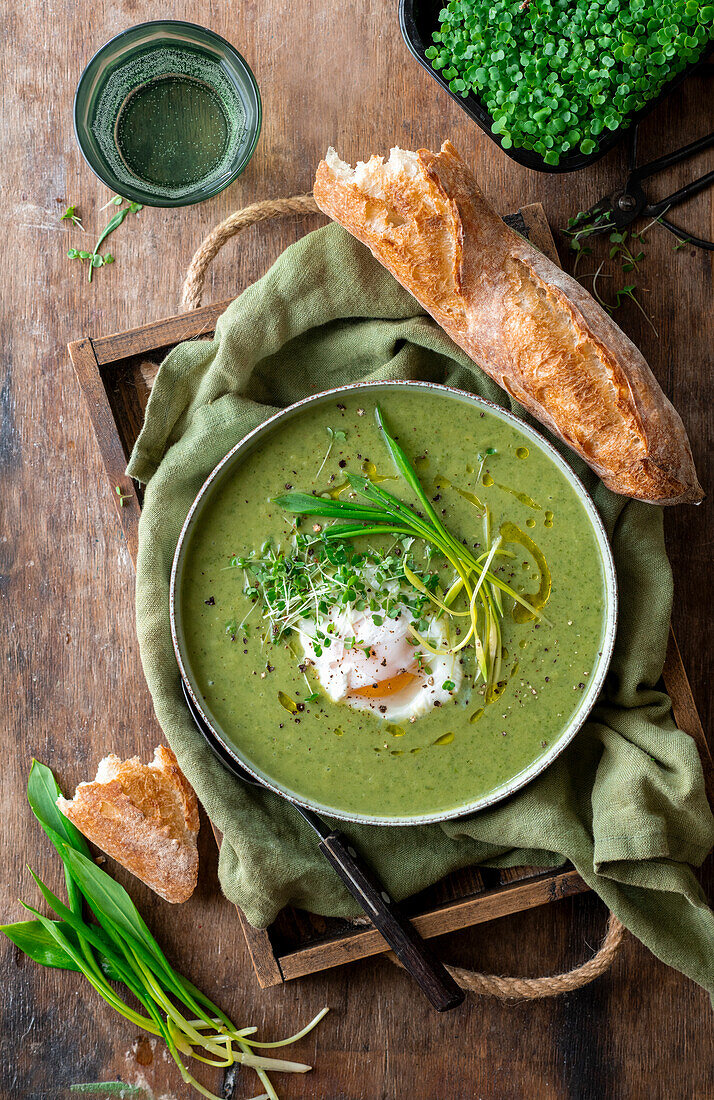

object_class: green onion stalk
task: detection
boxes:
[2,761,329,1100]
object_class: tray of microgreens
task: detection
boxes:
[400,0,713,171]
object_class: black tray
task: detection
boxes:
[399,0,713,173]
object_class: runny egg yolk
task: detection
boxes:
[351,669,419,699]
[299,604,461,723]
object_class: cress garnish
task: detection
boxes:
[65,195,142,282]
[233,535,442,657]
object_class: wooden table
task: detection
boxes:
[2,3,712,1097]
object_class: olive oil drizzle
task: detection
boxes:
[499,522,552,623]
[434,475,485,512]
[495,482,541,510]
[322,461,396,500]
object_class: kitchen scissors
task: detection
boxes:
[578,124,714,250]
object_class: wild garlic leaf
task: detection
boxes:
[27,759,90,857]
[59,846,166,968]
[0,919,83,972]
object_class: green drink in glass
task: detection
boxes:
[74,21,261,207]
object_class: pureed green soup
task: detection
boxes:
[178,389,611,820]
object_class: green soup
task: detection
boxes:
[176,386,614,821]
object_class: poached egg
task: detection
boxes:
[300,604,461,723]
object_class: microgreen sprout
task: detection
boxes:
[630,205,673,241]
[588,258,614,310]
[315,426,347,480]
[115,484,131,507]
[60,204,84,231]
[614,284,659,336]
[608,230,645,273]
[568,219,658,337]
[630,207,692,252]
[565,208,616,248]
[236,534,440,652]
[99,194,125,212]
[87,199,142,283]
[65,197,142,282]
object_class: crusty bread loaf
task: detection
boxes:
[313,142,703,505]
[57,745,199,904]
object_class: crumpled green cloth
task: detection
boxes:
[128,224,714,996]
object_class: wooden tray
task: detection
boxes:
[68,204,712,989]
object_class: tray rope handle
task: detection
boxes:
[180,197,627,999]
[388,911,625,1000]
[181,193,321,311]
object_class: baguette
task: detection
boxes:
[57,745,199,904]
[313,142,703,505]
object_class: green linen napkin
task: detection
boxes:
[127,224,714,997]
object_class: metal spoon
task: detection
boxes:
[181,679,464,1011]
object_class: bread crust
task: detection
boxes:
[57,745,199,904]
[313,142,703,505]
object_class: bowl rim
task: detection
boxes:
[170,380,619,825]
[73,19,262,208]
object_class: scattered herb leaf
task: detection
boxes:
[99,194,125,212]
[315,426,348,480]
[566,217,658,338]
[87,200,142,283]
[64,198,142,282]
[60,204,84,231]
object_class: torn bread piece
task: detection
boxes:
[57,745,199,904]
[314,142,703,505]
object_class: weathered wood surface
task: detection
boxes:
[2,0,712,1095]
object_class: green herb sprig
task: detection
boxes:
[565,216,657,336]
[61,204,85,231]
[65,197,142,282]
[67,247,114,270]
[315,426,347,479]
[607,229,644,272]
[2,761,328,1100]
[115,484,132,507]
